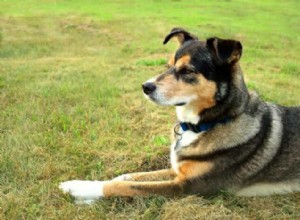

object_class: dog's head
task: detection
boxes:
[142,28,243,123]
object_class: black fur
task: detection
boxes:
[163,27,198,45]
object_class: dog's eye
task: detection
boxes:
[183,67,196,75]
[182,72,198,84]
[176,68,192,76]
[185,69,195,74]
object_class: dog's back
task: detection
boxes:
[251,106,300,181]
[235,104,300,196]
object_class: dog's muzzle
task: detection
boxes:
[142,82,156,95]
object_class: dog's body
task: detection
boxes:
[60,28,300,204]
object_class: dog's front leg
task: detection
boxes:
[113,169,176,182]
[59,179,184,203]
[59,169,177,204]
[103,180,183,197]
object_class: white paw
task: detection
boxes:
[112,174,132,181]
[59,180,108,204]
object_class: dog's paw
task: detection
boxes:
[112,174,132,181]
[59,180,108,204]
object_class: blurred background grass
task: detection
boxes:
[0,0,299,219]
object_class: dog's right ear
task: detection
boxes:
[163,28,198,46]
[207,37,242,65]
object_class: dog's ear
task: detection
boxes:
[207,37,242,64]
[163,28,198,46]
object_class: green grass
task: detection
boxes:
[1,0,300,219]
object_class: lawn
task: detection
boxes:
[0,0,300,219]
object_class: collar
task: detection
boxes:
[180,117,231,133]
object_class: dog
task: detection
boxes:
[59,28,300,204]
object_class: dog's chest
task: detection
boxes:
[170,129,201,173]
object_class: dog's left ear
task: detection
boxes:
[207,37,242,64]
[163,28,198,46]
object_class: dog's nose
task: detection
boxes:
[142,82,156,95]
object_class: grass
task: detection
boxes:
[0,0,300,219]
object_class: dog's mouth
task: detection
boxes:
[147,94,187,106]
[143,86,191,107]
[175,102,186,106]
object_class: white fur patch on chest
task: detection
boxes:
[170,129,201,173]
[176,106,200,124]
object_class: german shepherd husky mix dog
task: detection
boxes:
[60,28,300,204]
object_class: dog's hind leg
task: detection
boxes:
[113,169,176,182]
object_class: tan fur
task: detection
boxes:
[177,161,214,181]
[159,54,216,113]
[103,161,213,197]
[168,54,175,66]
[174,33,185,46]
[175,55,190,69]
[159,73,216,115]
[128,169,176,181]
[103,180,182,197]
[189,74,216,114]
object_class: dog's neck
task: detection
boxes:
[176,70,250,125]
[176,104,231,133]
[176,105,200,124]
[176,104,230,124]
